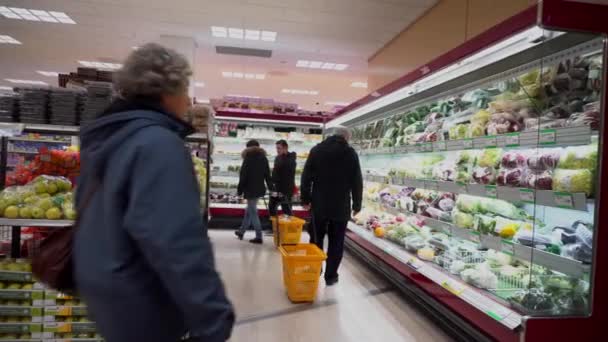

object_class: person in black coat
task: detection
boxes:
[236,139,273,244]
[269,139,297,216]
[300,126,363,285]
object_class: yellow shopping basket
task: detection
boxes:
[279,244,327,302]
[271,216,306,247]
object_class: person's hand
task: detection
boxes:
[303,204,311,211]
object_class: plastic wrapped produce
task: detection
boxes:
[501,151,527,168]
[558,145,597,170]
[437,197,455,212]
[455,194,482,213]
[497,168,523,187]
[523,170,553,190]
[452,209,474,229]
[461,263,498,289]
[472,166,496,185]
[487,112,522,135]
[426,207,451,222]
[477,149,502,168]
[474,214,496,235]
[449,124,468,140]
[553,168,593,195]
[527,149,561,171]
[566,110,599,130]
[479,198,525,219]
[404,235,427,252]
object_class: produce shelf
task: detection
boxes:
[379,203,590,278]
[347,222,523,330]
[365,174,591,212]
[0,219,74,227]
[359,126,592,156]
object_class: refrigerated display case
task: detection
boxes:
[327,1,608,341]
[209,114,324,225]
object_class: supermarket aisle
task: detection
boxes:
[210,230,453,342]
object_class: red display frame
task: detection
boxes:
[216,109,327,124]
[333,1,608,340]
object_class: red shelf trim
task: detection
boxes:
[215,109,327,124]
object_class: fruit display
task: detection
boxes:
[0,176,75,221]
[6,144,79,187]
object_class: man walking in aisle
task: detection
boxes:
[301,126,363,286]
[269,140,297,216]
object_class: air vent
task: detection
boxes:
[215,46,272,58]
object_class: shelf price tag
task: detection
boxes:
[554,192,574,208]
[486,310,504,321]
[500,239,515,255]
[463,138,474,150]
[539,129,557,145]
[469,231,481,244]
[407,258,423,270]
[425,143,434,152]
[441,280,465,296]
[483,136,497,148]
[519,188,535,203]
[505,132,520,147]
[395,146,408,154]
[485,185,497,198]
[455,181,467,193]
[435,140,447,151]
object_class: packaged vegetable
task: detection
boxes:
[477,149,502,168]
[553,168,593,195]
[479,198,525,219]
[523,170,553,190]
[474,214,496,235]
[449,124,468,140]
[501,151,527,168]
[486,250,512,267]
[472,166,496,185]
[497,168,523,187]
[417,247,435,261]
[403,235,427,252]
[461,263,498,289]
[557,145,597,170]
[527,149,561,171]
[452,209,474,229]
[455,195,481,213]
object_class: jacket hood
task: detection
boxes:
[319,135,351,157]
[241,146,266,159]
[80,99,194,179]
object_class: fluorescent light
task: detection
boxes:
[5,79,48,85]
[282,89,319,95]
[211,26,277,42]
[0,7,76,24]
[78,61,122,70]
[132,46,139,50]
[0,35,21,44]
[222,71,265,80]
[37,71,60,77]
[296,60,348,71]
[0,86,13,91]
[325,101,350,106]
[195,98,210,104]
[227,94,261,99]
[194,82,205,88]
[350,82,368,88]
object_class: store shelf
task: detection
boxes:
[347,222,523,330]
[8,137,71,144]
[359,126,593,156]
[214,136,317,145]
[7,149,39,155]
[365,174,590,212]
[378,203,590,278]
[211,171,240,178]
[0,219,74,227]
[210,202,306,211]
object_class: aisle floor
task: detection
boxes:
[210,230,453,342]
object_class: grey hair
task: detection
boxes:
[333,125,351,141]
[114,43,192,99]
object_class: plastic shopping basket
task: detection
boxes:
[271,216,306,247]
[279,244,327,302]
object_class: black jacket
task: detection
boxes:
[272,152,297,197]
[238,146,273,199]
[301,135,363,221]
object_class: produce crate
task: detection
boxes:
[0,306,43,323]
[0,323,42,339]
[0,290,44,306]
[42,291,80,307]
[42,322,97,339]
[43,306,88,322]
[279,244,327,302]
[273,216,305,247]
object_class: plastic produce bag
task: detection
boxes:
[472,166,496,185]
[455,195,481,214]
[553,169,593,195]
[523,170,553,190]
[501,151,527,168]
[452,209,474,229]
[477,149,503,168]
[474,214,496,235]
[527,149,561,171]
[479,198,525,219]
[557,145,597,171]
[497,168,524,187]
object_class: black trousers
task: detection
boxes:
[312,217,347,280]
[268,195,292,216]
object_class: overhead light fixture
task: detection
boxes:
[5,79,48,85]
[0,35,21,44]
[297,60,348,71]
[282,89,319,95]
[227,94,261,99]
[0,86,13,91]
[0,7,76,24]
[195,98,210,104]
[325,101,350,106]
[78,61,122,70]
[222,71,265,80]
[132,46,139,50]
[350,81,368,88]
[194,82,205,88]
[36,71,60,77]
[211,26,277,42]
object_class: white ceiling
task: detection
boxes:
[0,0,437,110]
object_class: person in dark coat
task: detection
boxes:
[236,139,273,244]
[74,43,234,342]
[300,126,363,286]
[269,139,297,216]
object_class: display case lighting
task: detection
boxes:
[0,35,21,44]
[0,7,76,24]
[36,71,60,77]
[328,26,558,128]
[282,89,319,95]
[211,26,277,42]
[0,86,13,91]
[297,60,349,71]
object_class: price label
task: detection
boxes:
[455,181,467,193]
[441,280,465,296]
[554,192,574,208]
[486,310,504,321]
[407,258,423,270]
[469,231,481,243]
[539,129,556,145]
[483,136,497,148]
[425,180,438,190]
[463,138,474,149]
[425,143,434,152]
[519,188,535,203]
[395,146,408,154]
[435,140,447,151]
[500,239,514,255]
[505,132,520,147]
[485,185,497,198]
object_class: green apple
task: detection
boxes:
[7,283,21,290]
[34,182,47,194]
[38,198,53,211]
[18,207,32,219]
[23,196,38,205]
[45,207,62,220]
[4,206,19,219]
[31,207,44,219]
[21,283,32,290]
[47,183,58,194]
[64,208,77,220]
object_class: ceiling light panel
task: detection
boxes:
[78,61,122,70]
[0,7,76,24]
[227,94,261,99]
[5,79,48,85]
[282,89,319,95]
[211,26,277,42]
[222,72,265,80]
[325,101,350,106]
[297,60,349,71]
[0,86,13,91]
[0,35,21,44]
[37,71,60,77]
[351,81,368,88]
[194,82,205,88]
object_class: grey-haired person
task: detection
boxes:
[74,43,234,342]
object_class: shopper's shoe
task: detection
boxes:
[234,231,244,240]
[249,237,263,244]
[325,275,339,286]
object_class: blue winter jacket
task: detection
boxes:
[74,103,234,342]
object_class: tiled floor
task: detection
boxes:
[210,230,453,342]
